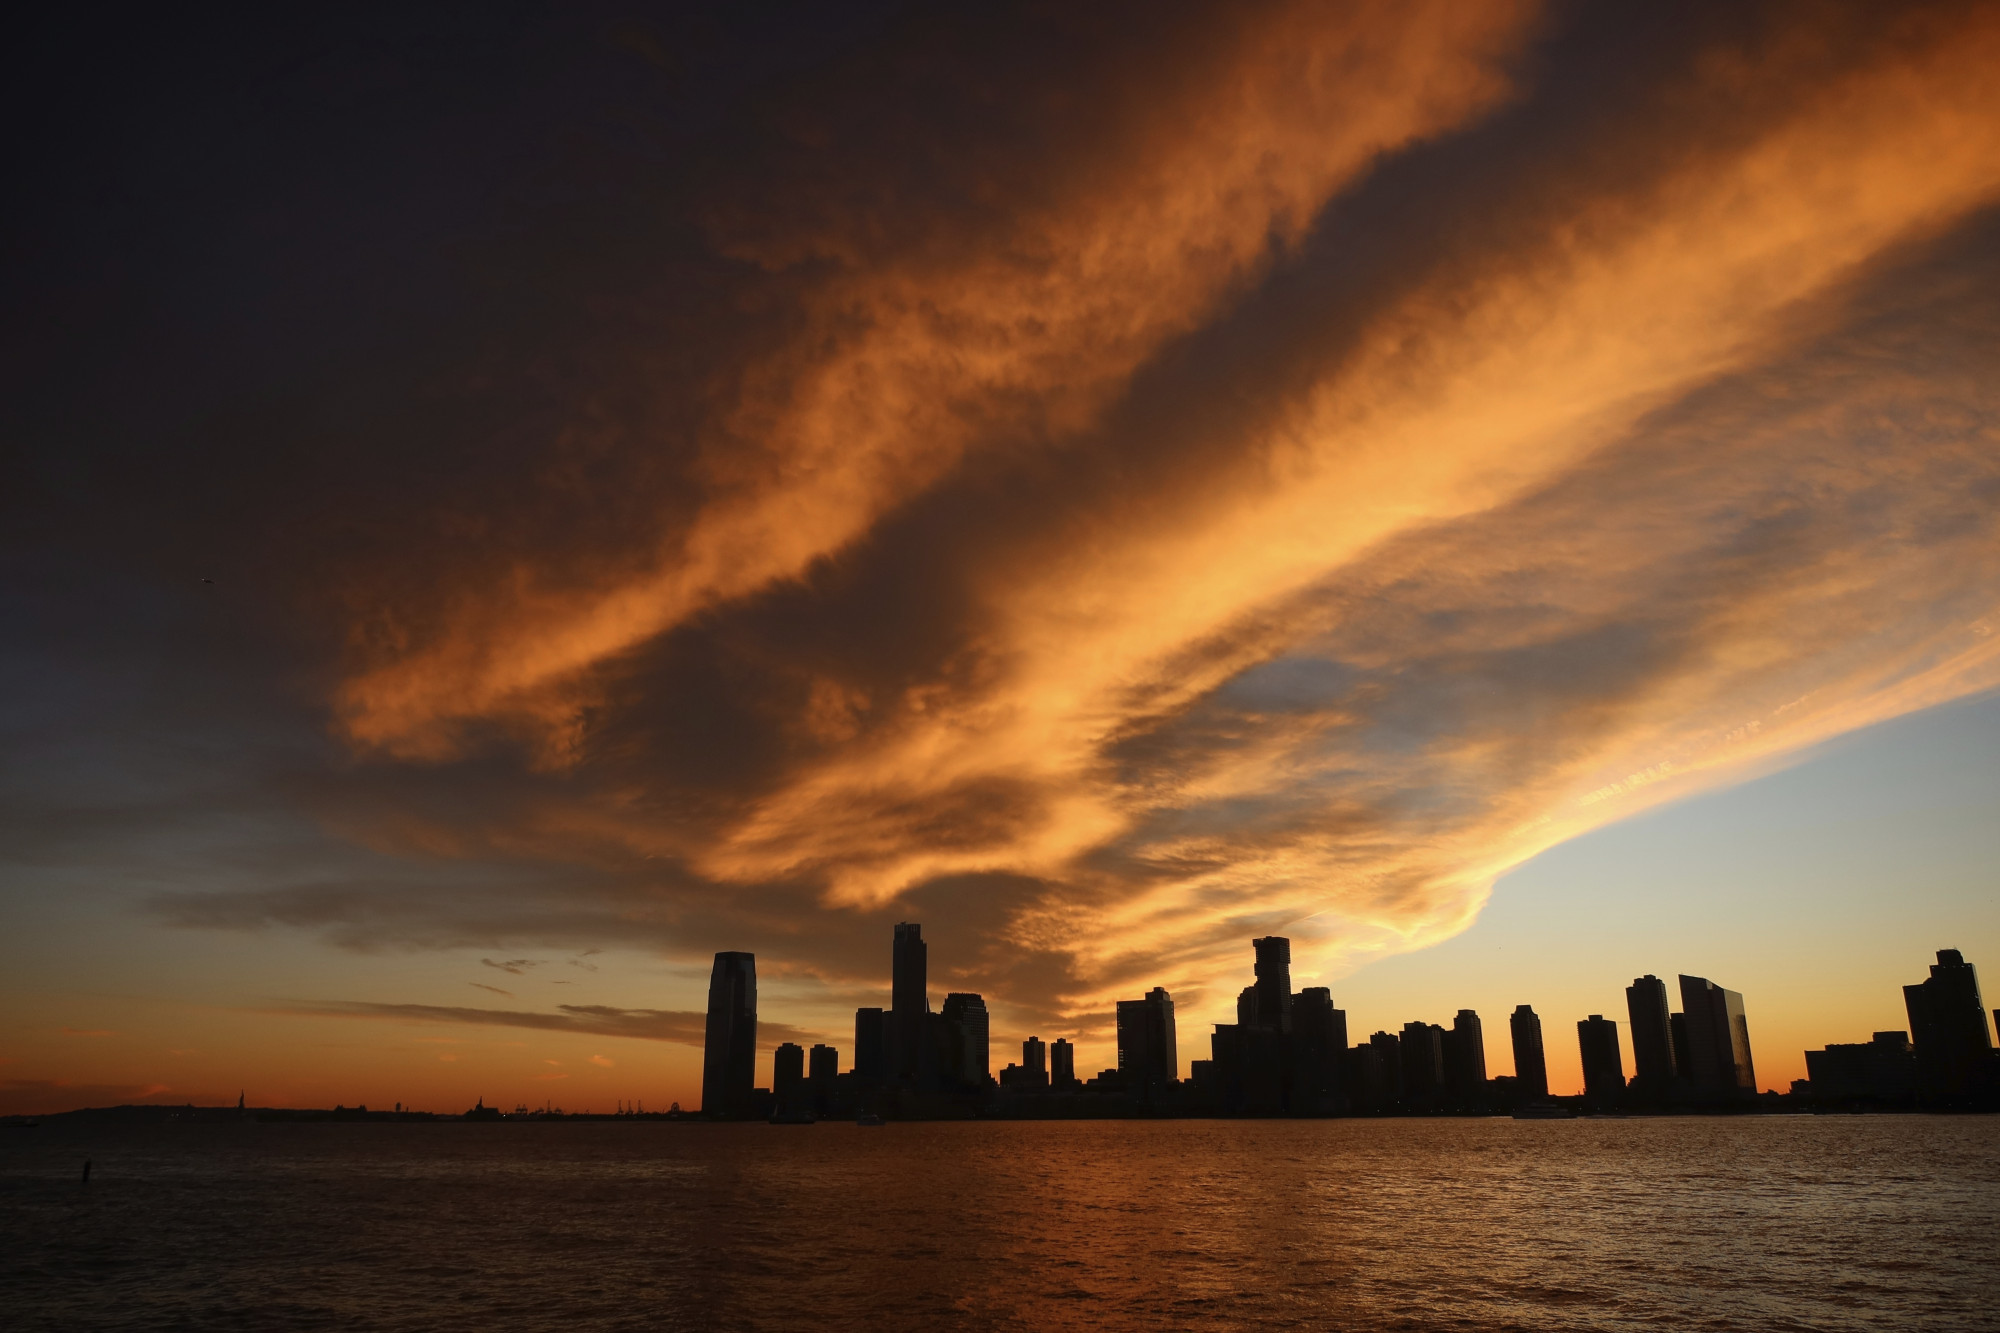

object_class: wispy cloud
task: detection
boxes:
[277,1000,824,1051]
[28,2,2000,1043]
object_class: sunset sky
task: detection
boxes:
[5,1,1999,1114]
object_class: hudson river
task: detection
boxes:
[4,1116,1994,1330]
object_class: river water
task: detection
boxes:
[3,1115,1994,1330]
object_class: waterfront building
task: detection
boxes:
[1445,1009,1486,1110]
[1903,949,1992,1099]
[1679,975,1757,1096]
[892,923,931,1083]
[1252,937,1294,1032]
[1804,1031,1916,1104]
[809,1043,838,1115]
[1051,1037,1077,1089]
[1116,986,1178,1094]
[772,1041,808,1120]
[1625,975,1676,1093]
[1577,1015,1624,1108]
[700,951,757,1119]
[1342,1043,1385,1113]
[854,1007,887,1079]
[1369,1029,1404,1106]
[1509,1005,1549,1100]
[1400,1021,1446,1110]
[940,992,991,1090]
[1293,987,1346,1113]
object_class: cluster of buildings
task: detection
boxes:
[1800,950,1999,1109]
[700,925,1993,1119]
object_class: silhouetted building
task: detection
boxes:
[1577,1015,1624,1109]
[1343,1043,1386,1113]
[892,923,931,1083]
[701,951,757,1119]
[1625,975,1676,1095]
[1237,985,1260,1027]
[1903,949,1992,1100]
[1679,975,1756,1096]
[853,1007,888,1079]
[1252,937,1294,1032]
[1116,987,1178,1096]
[1051,1038,1077,1089]
[1400,1022,1446,1110]
[1002,1035,1050,1091]
[939,992,990,1091]
[1292,987,1346,1113]
[1670,1011,1692,1078]
[1509,1005,1548,1101]
[1369,1029,1404,1106]
[1804,1031,1916,1104]
[772,1042,808,1120]
[1445,1009,1486,1110]
[809,1043,838,1115]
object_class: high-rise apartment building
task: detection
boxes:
[1446,1009,1486,1108]
[1116,986,1178,1092]
[1577,1014,1624,1108]
[1022,1035,1047,1078]
[1293,987,1347,1113]
[808,1043,838,1115]
[1252,937,1294,1032]
[940,992,991,1090]
[1625,975,1676,1091]
[1903,949,1992,1098]
[853,1007,887,1079]
[700,951,757,1119]
[1400,1021,1445,1108]
[1510,1004,1549,1100]
[892,923,930,1083]
[1679,975,1756,1096]
[1050,1038,1077,1088]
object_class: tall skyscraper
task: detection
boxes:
[808,1044,838,1115]
[1903,949,1992,1098]
[940,992,990,1090]
[892,923,930,1083]
[1446,1009,1486,1108]
[1022,1035,1047,1078]
[1510,1004,1549,1100]
[1293,987,1346,1113]
[773,1042,805,1093]
[772,1041,808,1120]
[700,951,757,1119]
[1679,975,1756,1096]
[1577,1015,1624,1108]
[853,1007,887,1079]
[1400,1021,1445,1109]
[1050,1038,1077,1088]
[1115,986,1178,1093]
[1252,937,1294,1032]
[1625,975,1676,1091]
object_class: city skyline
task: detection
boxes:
[8,2,2000,1117]
[683,919,1990,1121]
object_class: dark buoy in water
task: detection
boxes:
[82,1159,91,1184]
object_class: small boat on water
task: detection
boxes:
[855,1112,886,1126]
[1512,1100,1577,1120]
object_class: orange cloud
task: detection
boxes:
[217,2,2000,1038]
